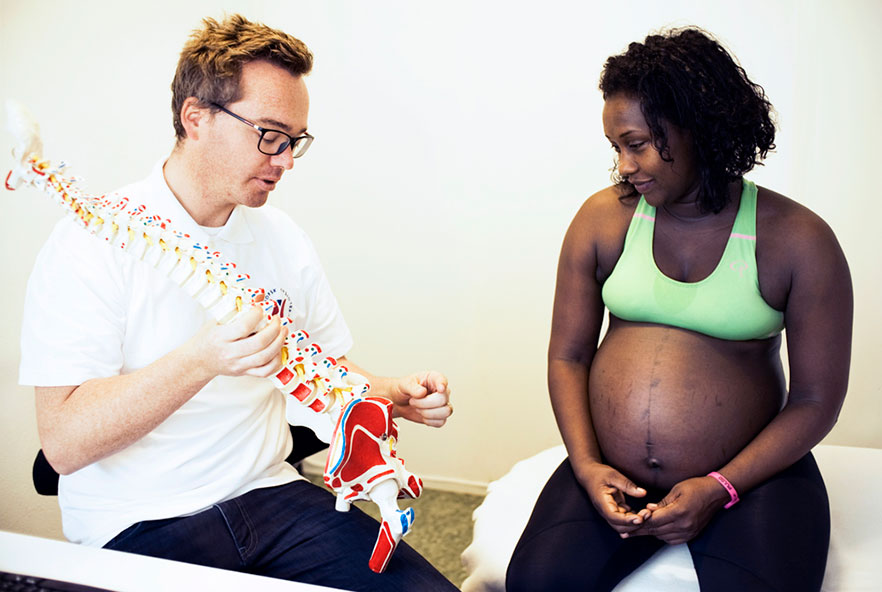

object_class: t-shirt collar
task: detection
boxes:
[145,159,254,246]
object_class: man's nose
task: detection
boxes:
[271,147,294,171]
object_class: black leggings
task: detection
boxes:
[506,454,829,592]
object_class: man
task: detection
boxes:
[19,14,456,591]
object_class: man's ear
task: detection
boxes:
[179,97,213,141]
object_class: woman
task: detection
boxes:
[506,28,851,592]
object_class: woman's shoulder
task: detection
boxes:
[561,185,638,275]
[754,186,852,345]
[570,185,638,234]
[583,184,639,209]
[754,185,849,307]
[755,185,840,248]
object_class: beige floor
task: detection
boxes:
[305,474,484,588]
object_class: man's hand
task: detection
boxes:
[388,370,452,427]
[186,306,288,379]
[626,476,730,544]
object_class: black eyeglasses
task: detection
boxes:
[211,103,314,158]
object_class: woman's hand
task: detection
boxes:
[627,475,730,544]
[576,462,652,537]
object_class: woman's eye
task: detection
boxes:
[629,141,646,150]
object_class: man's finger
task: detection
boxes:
[407,391,448,409]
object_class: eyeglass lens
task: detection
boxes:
[259,130,311,157]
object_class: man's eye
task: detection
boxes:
[262,130,284,143]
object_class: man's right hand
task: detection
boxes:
[187,305,288,379]
[36,306,286,475]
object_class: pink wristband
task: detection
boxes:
[707,471,740,509]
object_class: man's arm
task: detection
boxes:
[336,356,452,428]
[36,307,287,474]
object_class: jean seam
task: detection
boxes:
[213,504,248,566]
[233,496,259,561]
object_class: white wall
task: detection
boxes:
[2,0,880,540]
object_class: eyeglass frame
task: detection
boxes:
[210,102,314,158]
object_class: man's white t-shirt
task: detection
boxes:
[19,161,353,547]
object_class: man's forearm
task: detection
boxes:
[336,356,398,400]
[36,345,214,474]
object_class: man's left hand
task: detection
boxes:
[389,371,452,427]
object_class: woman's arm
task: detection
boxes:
[548,198,606,473]
[549,191,650,533]
[716,201,852,489]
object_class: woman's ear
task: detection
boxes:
[179,97,212,142]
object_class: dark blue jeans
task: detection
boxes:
[104,479,457,591]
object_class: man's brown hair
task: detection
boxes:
[171,14,313,141]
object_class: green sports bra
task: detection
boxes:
[601,179,784,341]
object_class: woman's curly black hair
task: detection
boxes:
[599,27,776,213]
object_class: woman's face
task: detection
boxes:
[602,93,700,210]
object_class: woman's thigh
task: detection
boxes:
[506,458,664,592]
[688,453,830,592]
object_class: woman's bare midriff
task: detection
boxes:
[589,317,786,490]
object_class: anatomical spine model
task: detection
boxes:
[5,101,421,573]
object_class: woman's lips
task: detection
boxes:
[631,179,653,194]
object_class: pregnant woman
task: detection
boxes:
[506,28,852,592]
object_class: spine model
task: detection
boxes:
[6,101,421,573]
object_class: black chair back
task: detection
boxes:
[32,425,329,496]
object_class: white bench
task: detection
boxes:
[461,444,882,591]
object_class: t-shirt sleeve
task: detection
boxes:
[19,218,128,387]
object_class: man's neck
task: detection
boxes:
[163,147,232,228]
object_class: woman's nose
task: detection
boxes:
[617,153,637,178]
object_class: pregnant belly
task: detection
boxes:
[589,320,785,489]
